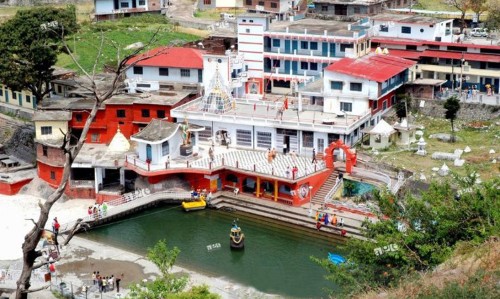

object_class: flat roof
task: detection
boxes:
[371,14,451,25]
[73,143,134,168]
[32,110,72,122]
[268,19,360,36]
[409,79,447,86]
[106,91,193,106]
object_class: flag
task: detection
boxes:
[254,103,256,111]
[284,97,289,110]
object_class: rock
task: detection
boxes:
[493,159,497,164]
[420,173,427,181]
[454,149,463,157]
[429,133,462,142]
[454,159,465,167]
[438,163,450,176]
[464,146,471,153]
[489,149,496,154]
[432,167,439,172]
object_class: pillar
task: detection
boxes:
[274,180,278,202]
[120,168,125,186]
[256,176,260,198]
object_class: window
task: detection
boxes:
[137,83,151,88]
[245,0,251,5]
[373,100,378,109]
[57,85,62,93]
[328,133,339,144]
[301,41,308,49]
[375,134,382,143]
[133,66,143,75]
[340,102,352,112]
[322,5,328,11]
[162,141,169,156]
[159,68,169,76]
[391,95,396,105]
[203,0,211,5]
[120,2,129,8]
[350,82,362,91]
[382,100,387,110]
[236,129,252,147]
[12,92,16,99]
[116,109,126,118]
[246,29,250,33]
[26,95,31,103]
[258,1,264,5]
[300,61,308,70]
[272,59,281,68]
[340,44,353,52]
[139,0,146,5]
[50,171,56,180]
[272,39,280,47]
[41,126,52,135]
[401,26,411,34]
[157,110,165,118]
[198,126,212,141]
[379,25,388,32]
[257,131,272,148]
[273,80,291,88]
[406,45,417,50]
[310,42,318,50]
[270,2,277,8]
[91,133,100,142]
[310,62,318,71]
[42,145,48,157]
[0,89,3,96]
[180,69,190,77]
[302,131,314,148]
[141,109,150,117]
[75,113,83,122]
[330,81,343,90]
[354,7,360,14]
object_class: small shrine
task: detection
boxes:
[416,137,427,156]
[199,64,234,114]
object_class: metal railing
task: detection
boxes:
[324,178,343,204]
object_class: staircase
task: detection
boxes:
[311,171,339,206]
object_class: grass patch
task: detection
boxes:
[0,2,94,24]
[363,115,500,181]
[57,15,201,73]
[412,0,459,12]
[194,8,246,20]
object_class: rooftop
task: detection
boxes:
[126,47,204,69]
[325,53,416,82]
[371,13,451,25]
[32,111,72,122]
[131,119,180,143]
[73,143,133,168]
[268,18,361,36]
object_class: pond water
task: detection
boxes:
[82,204,344,298]
[343,179,375,197]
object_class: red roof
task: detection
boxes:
[126,47,204,69]
[381,49,421,60]
[372,37,500,50]
[371,37,423,46]
[325,53,416,83]
[421,50,500,63]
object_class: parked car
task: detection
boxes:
[471,28,488,37]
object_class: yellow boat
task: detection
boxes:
[182,199,206,212]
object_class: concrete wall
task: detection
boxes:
[126,66,202,84]
[34,120,68,142]
[373,19,453,43]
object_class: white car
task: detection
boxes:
[471,28,488,37]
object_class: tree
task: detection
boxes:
[470,0,488,24]
[450,0,471,34]
[444,96,461,142]
[313,176,500,298]
[128,240,219,299]
[485,0,500,30]
[394,93,412,121]
[0,6,78,105]
[12,11,172,299]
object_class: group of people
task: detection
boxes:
[266,148,277,163]
[285,165,299,179]
[92,271,121,293]
[87,203,108,220]
[315,212,346,236]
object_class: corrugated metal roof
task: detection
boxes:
[126,47,204,69]
[421,50,500,63]
[325,53,416,82]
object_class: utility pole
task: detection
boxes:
[458,52,465,99]
[451,58,455,92]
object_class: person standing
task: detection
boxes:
[92,271,97,285]
[311,148,317,164]
[102,202,108,217]
[331,214,338,226]
[339,217,344,227]
[52,217,60,243]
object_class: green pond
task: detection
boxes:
[82,203,344,298]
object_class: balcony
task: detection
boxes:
[231,78,243,88]
[264,47,342,62]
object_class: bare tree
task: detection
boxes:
[15,23,172,299]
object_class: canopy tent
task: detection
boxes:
[367,119,396,149]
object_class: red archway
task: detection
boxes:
[324,139,357,173]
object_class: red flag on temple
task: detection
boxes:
[284,97,289,110]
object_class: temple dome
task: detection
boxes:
[107,127,130,153]
[199,64,234,114]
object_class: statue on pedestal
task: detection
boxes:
[180,119,193,156]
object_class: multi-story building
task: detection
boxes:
[371,37,500,94]
[371,14,454,43]
[310,0,410,20]
[243,0,308,21]
[94,0,168,21]
[237,14,371,96]
[0,85,36,113]
[198,0,243,10]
